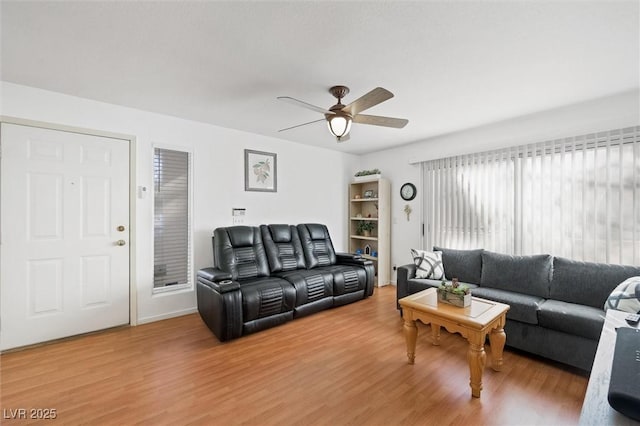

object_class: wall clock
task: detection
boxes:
[400,183,416,201]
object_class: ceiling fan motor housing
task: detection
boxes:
[328,86,351,122]
[329,85,350,101]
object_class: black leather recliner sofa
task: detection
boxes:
[197,223,374,341]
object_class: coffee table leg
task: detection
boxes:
[430,323,441,346]
[403,318,418,364]
[489,316,507,371]
[468,334,487,398]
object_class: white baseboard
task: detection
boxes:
[137,307,198,325]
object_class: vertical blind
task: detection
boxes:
[423,126,640,265]
[153,148,191,288]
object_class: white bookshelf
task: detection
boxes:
[348,177,391,286]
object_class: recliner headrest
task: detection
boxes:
[305,223,327,240]
[267,224,292,243]
[227,226,256,247]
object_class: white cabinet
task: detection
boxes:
[349,177,391,286]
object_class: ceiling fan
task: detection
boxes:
[277,86,408,142]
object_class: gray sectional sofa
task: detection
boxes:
[397,248,640,371]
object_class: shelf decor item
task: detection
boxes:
[354,169,382,182]
[437,279,471,307]
[354,168,381,177]
[356,221,375,237]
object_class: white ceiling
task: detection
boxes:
[1,1,638,155]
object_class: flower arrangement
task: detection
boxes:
[438,279,470,295]
[354,169,381,177]
[437,278,471,307]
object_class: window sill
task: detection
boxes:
[152,283,192,296]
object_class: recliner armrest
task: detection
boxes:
[336,252,375,298]
[336,252,363,262]
[336,252,373,268]
[197,271,243,342]
[198,279,240,294]
[197,267,233,283]
[214,279,241,293]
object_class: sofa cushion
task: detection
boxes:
[261,224,306,272]
[480,251,552,298]
[538,299,605,341]
[433,247,484,284]
[411,249,445,279]
[605,276,640,313]
[317,264,366,296]
[470,287,543,325]
[551,256,640,309]
[239,277,296,322]
[274,269,333,306]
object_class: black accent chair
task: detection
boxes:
[197,223,374,341]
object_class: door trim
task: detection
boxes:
[0,115,138,326]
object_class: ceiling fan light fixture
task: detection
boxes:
[277,85,408,142]
[327,112,352,140]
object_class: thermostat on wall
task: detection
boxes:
[232,208,246,225]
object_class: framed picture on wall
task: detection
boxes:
[245,149,277,192]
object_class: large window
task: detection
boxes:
[153,147,192,290]
[422,126,640,265]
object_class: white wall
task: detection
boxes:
[3,83,636,318]
[0,82,359,323]
[358,89,640,284]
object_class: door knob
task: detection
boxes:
[116,240,126,246]
[117,225,126,232]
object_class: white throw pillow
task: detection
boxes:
[605,276,640,313]
[411,249,445,280]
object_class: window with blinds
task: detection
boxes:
[153,147,192,289]
[422,126,640,265]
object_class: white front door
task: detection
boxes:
[0,123,130,350]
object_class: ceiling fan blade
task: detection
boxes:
[278,118,326,132]
[337,133,350,143]
[343,87,394,116]
[352,114,408,128]
[277,96,332,115]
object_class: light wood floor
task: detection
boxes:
[1,286,588,425]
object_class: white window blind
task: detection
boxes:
[153,148,192,289]
[422,126,640,265]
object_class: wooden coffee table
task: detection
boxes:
[399,288,510,398]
